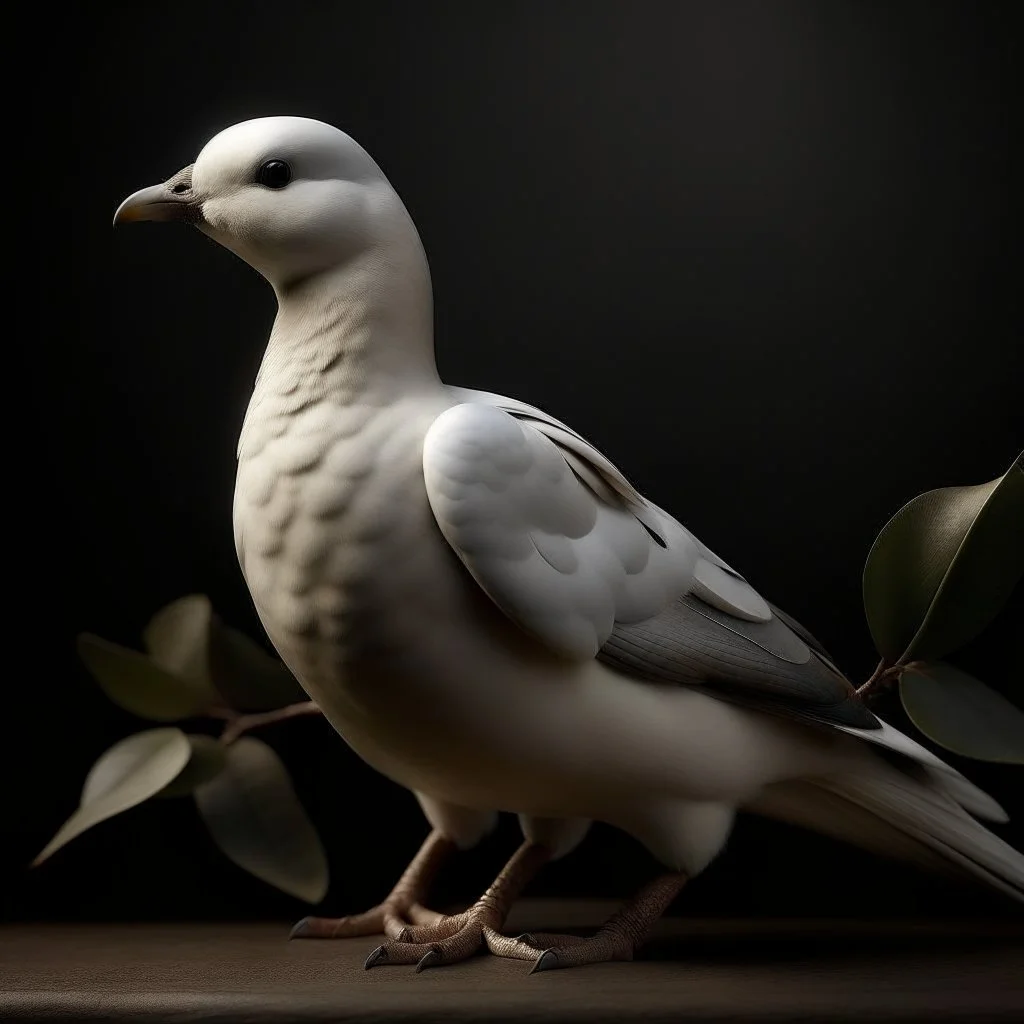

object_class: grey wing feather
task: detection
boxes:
[768,602,834,661]
[767,602,849,679]
[599,594,879,730]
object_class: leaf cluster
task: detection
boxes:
[862,452,1023,763]
[34,596,328,903]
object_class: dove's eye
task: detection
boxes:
[256,160,292,189]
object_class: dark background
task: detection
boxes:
[15,1,1021,925]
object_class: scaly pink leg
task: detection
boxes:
[487,871,689,971]
[365,839,553,970]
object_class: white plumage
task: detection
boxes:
[115,116,1023,969]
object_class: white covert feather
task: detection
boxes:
[447,387,773,625]
[423,403,699,658]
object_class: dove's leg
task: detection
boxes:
[365,816,590,970]
[483,871,687,970]
[291,796,496,941]
[487,801,730,971]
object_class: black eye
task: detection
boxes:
[256,160,291,189]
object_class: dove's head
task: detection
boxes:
[114,116,413,288]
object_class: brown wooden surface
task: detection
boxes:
[3,901,1023,1022]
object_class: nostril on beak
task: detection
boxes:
[164,163,195,198]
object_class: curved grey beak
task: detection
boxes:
[113,164,200,226]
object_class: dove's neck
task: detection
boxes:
[265,224,441,404]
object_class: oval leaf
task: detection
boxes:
[144,595,218,697]
[863,453,1024,662]
[194,736,328,903]
[77,633,213,721]
[158,734,227,798]
[953,586,1024,705]
[901,662,1024,764]
[33,728,190,865]
[207,619,307,711]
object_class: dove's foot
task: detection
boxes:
[490,871,689,972]
[291,901,447,940]
[365,839,552,970]
[290,829,454,940]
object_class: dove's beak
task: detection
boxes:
[113,164,201,226]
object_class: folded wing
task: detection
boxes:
[423,401,698,658]
[426,389,1007,817]
[427,390,867,733]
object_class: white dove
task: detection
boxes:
[114,116,1023,972]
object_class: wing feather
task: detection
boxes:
[447,387,771,621]
[599,594,878,729]
[424,403,697,658]
[432,388,1005,808]
[430,391,875,730]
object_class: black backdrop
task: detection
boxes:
[15,0,1021,925]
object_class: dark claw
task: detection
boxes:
[415,948,442,973]
[395,926,412,943]
[530,949,560,974]
[364,945,388,970]
[289,917,312,940]
[516,932,538,946]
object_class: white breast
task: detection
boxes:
[234,388,456,691]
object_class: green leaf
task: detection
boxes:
[143,595,217,695]
[207,620,307,711]
[194,737,328,902]
[863,453,1024,662]
[951,587,1024,705]
[157,735,227,798]
[77,633,213,721]
[33,728,191,866]
[901,662,1024,764]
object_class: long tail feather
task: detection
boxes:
[750,767,1024,903]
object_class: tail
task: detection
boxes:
[750,763,1024,903]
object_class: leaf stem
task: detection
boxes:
[219,701,322,745]
[856,659,906,701]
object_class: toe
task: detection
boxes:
[530,949,561,973]
[365,939,434,966]
[519,931,588,948]
[481,926,543,960]
[424,924,484,966]
[364,921,486,970]
[527,932,634,971]
[364,945,388,970]
[415,948,442,973]
[407,903,448,927]
[482,928,589,961]
[393,913,467,944]
[381,914,416,941]
[289,911,384,940]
